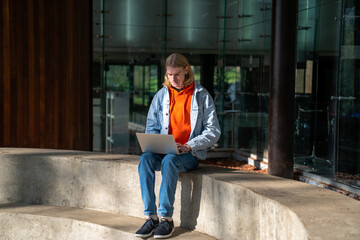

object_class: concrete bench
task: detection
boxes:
[0,148,359,239]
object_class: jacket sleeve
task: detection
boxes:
[186,92,221,151]
[145,93,161,134]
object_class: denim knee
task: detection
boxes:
[139,152,161,172]
[161,154,178,169]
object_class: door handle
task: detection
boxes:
[330,96,356,101]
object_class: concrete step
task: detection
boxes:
[0,204,216,240]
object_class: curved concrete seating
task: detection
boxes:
[0,148,359,240]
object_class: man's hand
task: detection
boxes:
[176,143,192,153]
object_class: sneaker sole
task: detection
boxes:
[154,228,175,239]
[135,229,156,238]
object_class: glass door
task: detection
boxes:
[294,0,341,178]
[335,0,360,188]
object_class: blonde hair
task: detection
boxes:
[163,53,194,87]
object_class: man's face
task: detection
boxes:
[166,66,188,89]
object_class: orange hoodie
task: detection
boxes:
[168,82,194,145]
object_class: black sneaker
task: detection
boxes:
[135,218,159,238]
[154,219,175,239]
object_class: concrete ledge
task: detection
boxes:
[1,148,360,240]
[0,204,213,240]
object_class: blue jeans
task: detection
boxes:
[138,152,199,217]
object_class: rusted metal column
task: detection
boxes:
[268,0,297,179]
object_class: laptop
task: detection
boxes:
[136,133,184,155]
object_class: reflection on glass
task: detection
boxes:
[336,0,360,188]
[294,0,338,178]
[294,0,360,189]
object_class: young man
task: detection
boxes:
[135,53,221,239]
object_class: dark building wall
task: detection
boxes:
[0,0,92,150]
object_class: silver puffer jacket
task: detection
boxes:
[145,81,221,160]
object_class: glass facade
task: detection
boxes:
[294,0,360,189]
[93,0,359,189]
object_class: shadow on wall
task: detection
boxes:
[4,154,55,205]
[1,151,89,206]
[179,172,202,230]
